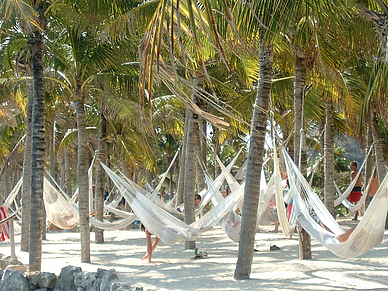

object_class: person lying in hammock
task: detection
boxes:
[310,207,356,242]
[141,223,160,263]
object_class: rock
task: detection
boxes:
[27,271,57,290]
[0,256,25,271]
[0,269,29,291]
[99,269,120,291]
[110,282,135,291]
[53,265,82,291]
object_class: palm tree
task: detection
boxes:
[234,29,273,279]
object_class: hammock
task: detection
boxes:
[283,147,388,258]
[43,176,137,230]
[101,163,244,244]
[43,177,79,230]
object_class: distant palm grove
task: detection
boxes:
[1,0,388,279]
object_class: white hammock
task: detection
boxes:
[43,177,79,230]
[3,177,23,209]
[283,147,388,258]
[101,163,244,244]
[43,176,136,230]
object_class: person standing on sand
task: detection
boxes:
[141,224,160,263]
[349,161,362,221]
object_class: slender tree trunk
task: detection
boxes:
[49,122,56,179]
[371,107,386,183]
[365,119,374,209]
[293,46,311,260]
[234,36,273,280]
[176,108,189,206]
[21,69,33,252]
[370,107,388,228]
[95,110,107,243]
[293,47,305,168]
[59,152,65,189]
[184,74,201,250]
[194,118,206,192]
[324,101,335,216]
[29,22,46,272]
[74,98,91,262]
[212,128,221,178]
[64,150,72,197]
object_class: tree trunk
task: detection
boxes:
[324,101,335,216]
[64,149,72,197]
[21,69,33,252]
[371,107,386,183]
[370,107,388,228]
[29,24,46,272]
[49,122,56,179]
[95,110,107,243]
[75,98,91,262]
[176,108,189,206]
[365,119,374,209]
[184,74,201,250]
[212,128,221,178]
[194,118,206,192]
[293,46,311,260]
[234,37,273,280]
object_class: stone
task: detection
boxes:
[99,269,120,291]
[0,269,29,291]
[53,265,82,291]
[28,271,57,290]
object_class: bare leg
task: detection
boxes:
[336,227,356,242]
[141,231,160,263]
[270,222,279,233]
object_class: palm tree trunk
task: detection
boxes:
[293,46,311,260]
[95,110,107,243]
[74,98,91,263]
[365,119,374,209]
[234,36,273,280]
[212,128,221,178]
[324,101,335,216]
[29,24,46,272]
[64,149,72,197]
[370,106,388,228]
[184,74,201,250]
[176,108,189,206]
[21,69,33,252]
[371,107,387,182]
[194,118,206,192]
[49,122,56,179]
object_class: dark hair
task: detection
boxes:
[141,223,145,232]
[195,194,201,201]
[351,161,358,167]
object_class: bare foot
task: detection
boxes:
[141,254,148,261]
[270,229,278,233]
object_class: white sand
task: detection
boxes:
[1,220,388,291]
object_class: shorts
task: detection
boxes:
[348,187,362,203]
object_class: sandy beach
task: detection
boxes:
[0,219,387,291]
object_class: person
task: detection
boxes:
[141,224,160,263]
[160,186,167,203]
[104,187,109,202]
[116,189,125,211]
[270,171,289,233]
[221,185,231,198]
[195,194,202,209]
[336,226,356,242]
[368,172,379,203]
[349,161,362,221]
